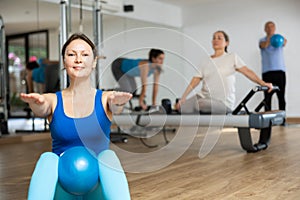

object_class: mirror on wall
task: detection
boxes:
[7,30,48,118]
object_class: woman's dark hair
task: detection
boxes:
[216,30,229,53]
[148,49,164,62]
[26,61,39,70]
[61,33,97,60]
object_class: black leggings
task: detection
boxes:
[111,58,137,94]
[262,70,286,111]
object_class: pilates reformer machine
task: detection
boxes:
[112,86,285,153]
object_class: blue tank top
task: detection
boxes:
[121,58,154,77]
[32,58,46,83]
[49,90,111,156]
[32,66,45,83]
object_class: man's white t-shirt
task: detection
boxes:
[195,53,246,110]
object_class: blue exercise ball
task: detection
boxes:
[58,146,99,195]
[270,34,284,48]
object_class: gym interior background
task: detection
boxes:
[1,0,300,120]
[0,0,300,199]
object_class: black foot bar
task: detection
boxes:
[233,86,284,153]
[238,127,271,153]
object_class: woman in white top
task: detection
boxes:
[176,30,273,114]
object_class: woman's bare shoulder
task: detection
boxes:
[43,92,57,99]
[43,93,58,108]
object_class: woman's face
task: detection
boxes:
[63,39,96,79]
[152,53,165,67]
[212,32,228,51]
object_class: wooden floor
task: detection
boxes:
[1,125,300,199]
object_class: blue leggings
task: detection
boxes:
[27,150,131,200]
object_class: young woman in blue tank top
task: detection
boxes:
[111,49,165,110]
[20,33,132,199]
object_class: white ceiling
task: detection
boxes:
[0,0,208,35]
[0,0,61,35]
[154,0,210,6]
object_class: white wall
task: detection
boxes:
[181,0,300,117]
[100,17,185,105]
[115,0,182,28]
